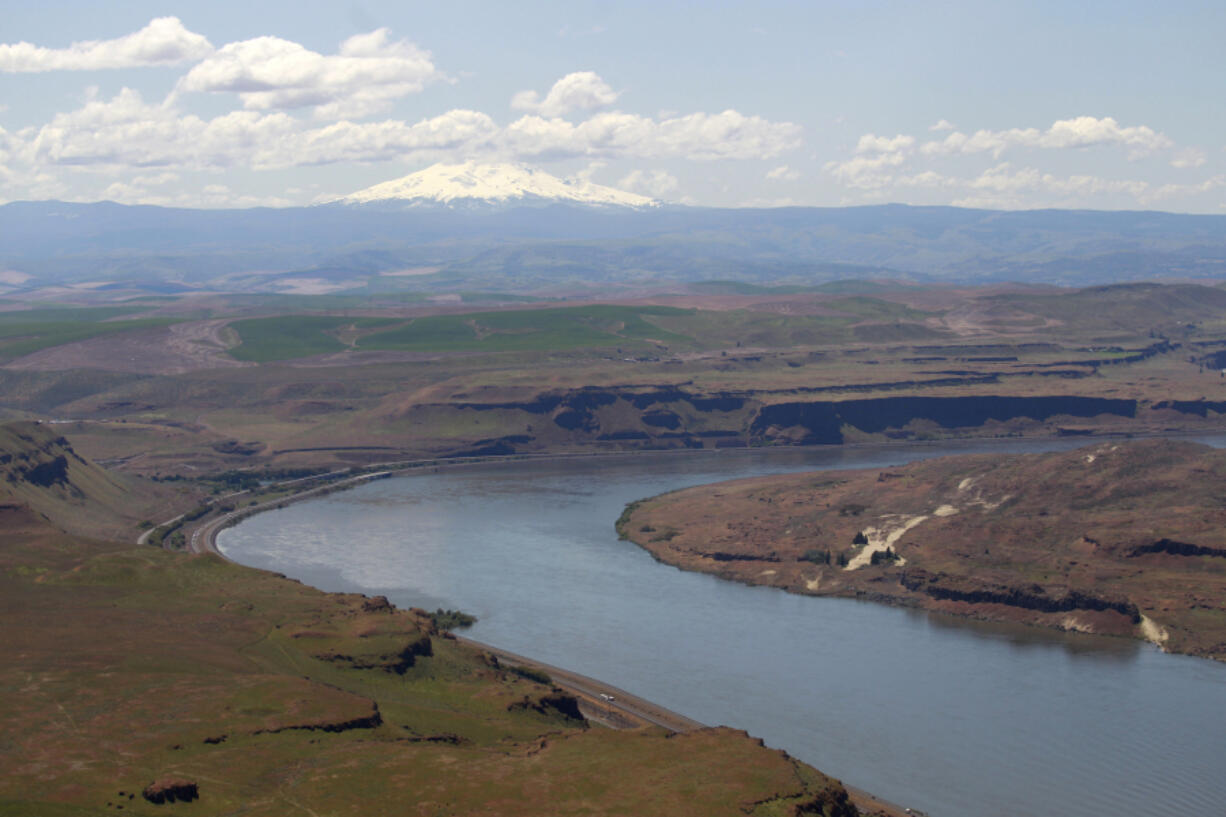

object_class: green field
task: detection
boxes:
[358,305,696,353]
[228,315,400,362]
[0,306,180,362]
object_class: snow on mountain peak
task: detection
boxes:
[334,161,658,208]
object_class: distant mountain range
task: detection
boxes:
[3,163,1226,297]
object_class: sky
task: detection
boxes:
[1,0,1224,212]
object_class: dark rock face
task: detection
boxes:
[705,551,780,563]
[507,693,586,724]
[1153,399,1226,417]
[642,410,682,429]
[751,395,1138,444]
[1129,538,1226,559]
[900,569,1141,622]
[316,635,432,674]
[253,706,383,735]
[361,595,394,613]
[142,779,198,804]
[21,455,70,488]
[790,786,857,817]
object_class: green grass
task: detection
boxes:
[228,315,400,362]
[360,305,695,353]
[0,306,179,362]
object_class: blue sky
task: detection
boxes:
[2,1,1223,211]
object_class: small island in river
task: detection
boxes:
[618,438,1226,661]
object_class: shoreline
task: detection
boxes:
[172,428,1226,816]
[183,444,954,816]
[182,425,1210,558]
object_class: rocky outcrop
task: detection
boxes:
[142,779,198,804]
[751,395,1138,445]
[507,692,586,724]
[900,569,1140,622]
[316,634,433,674]
[1129,538,1226,559]
[253,704,382,734]
[791,787,857,817]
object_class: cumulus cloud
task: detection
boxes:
[823,132,914,189]
[1171,148,1207,169]
[0,17,212,72]
[501,109,801,161]
[21,87,497,170]
[617,169,679,198]
[177,28,441,119]
[929,119,955,132]
[920,116,1172,159]
[856,133,914,154]
[15,86,797,175]
[766,164,800,181]
[511,71,620,117]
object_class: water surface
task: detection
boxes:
[220,438,1226,817]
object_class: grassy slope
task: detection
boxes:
[227,316,400,362]
[0,422,191,540]
[620,439,1226,660]
[0,428,858,817]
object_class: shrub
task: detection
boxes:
[430,608,477,630]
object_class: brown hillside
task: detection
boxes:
[621,439,1226,661]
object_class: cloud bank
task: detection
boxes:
[0,17,212,72]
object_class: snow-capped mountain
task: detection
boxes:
[334,161,658,208]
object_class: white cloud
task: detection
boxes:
[1171,148,1207,169]
[766,164,800,181]
[824,152,907,189]
[21,88,498,171]
[500,109,801,161]
[856,133,914,154]
[0,17,212,72]
[970,163,1148,198]
[929,119,955,132]
[617,169,679,198]
[177,28,441,119]
[824,133,914,189]
[511,71,620,117]
[920,116,1172,159]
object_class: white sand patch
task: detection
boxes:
[759,569,777,576]
[1085,454,1096,463]
[845,514,925,570]
[1060,615,1096,634]
[1140,615,1169,647]
[805,575,822,591]
[934,504,959,517]
[969,494,1011,511]
[958,477,975,491]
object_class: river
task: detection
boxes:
[218,436,1226,817]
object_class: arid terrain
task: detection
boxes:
[3,282,1226,481]
[619,438,1226,660]
[0,423,866,817]
[4,279,1226,815]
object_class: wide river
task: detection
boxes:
[219,437,1226,817]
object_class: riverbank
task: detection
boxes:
[196,446,950,816]
[619,437,1226,662]
[181,426,1206,557]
